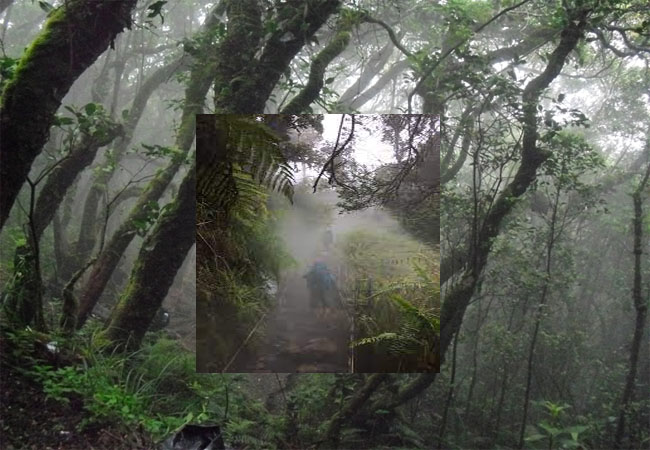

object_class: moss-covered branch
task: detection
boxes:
[75,54,191,264]
[33,122,123,240]
[440,8,590,360]
[281,22,351,114]
[320,373,389,449]
[214,0,341,113]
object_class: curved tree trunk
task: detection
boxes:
[0,122,122,326]
[0,0,137,229]
[319,373,389,449]
[213,0,341,113]
[32,123,123,241]
[74,54,191,265]
[280,18,352,114]
[98,161,196,351]
[75,12,223,328]
[440,9,589,363]
[358,10,590,426]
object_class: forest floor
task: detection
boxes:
[227,271,351,372]
[0,352,154,449]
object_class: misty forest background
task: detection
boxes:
[0,1,649,450]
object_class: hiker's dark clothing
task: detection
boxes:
[304,262,336,308]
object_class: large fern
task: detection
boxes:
[197,115,295,216]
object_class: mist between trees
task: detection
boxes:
[0,0,648,449]
[196,114,440,374]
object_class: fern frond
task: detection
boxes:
[351,332,398,347]
[198,115,295,214]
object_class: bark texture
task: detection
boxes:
[74,55,190,264]
[363,9,590,422]
[33,123,123,240]
[320,374,389,449]
[440,9,589,361]
[281,20,352,114]
[98,161,195,351]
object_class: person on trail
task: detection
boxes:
[303,259,338,317]
[322,227,334,251]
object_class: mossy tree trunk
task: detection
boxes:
[439,7,588,370]
[75,10,223,328]
[98,162,195,351]
[319,374,389,449]
[280,16,352,114]
[213,0,341,113]
[74,55,191,266]
[0,0,137,229]
[33,123,123,241]
[332,11,591,435]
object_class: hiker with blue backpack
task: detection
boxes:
[303,258,338,317]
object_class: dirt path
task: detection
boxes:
[227,271,351,372]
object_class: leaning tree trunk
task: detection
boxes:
[98,162,196,351]
[74,55,190,266]
[0,0,137,229]
[76,0,339,325]
[319,373,389,449]
[213,0,341,113]
[75,10,223,328]
[439,9,588,366]
[614,154,650,449]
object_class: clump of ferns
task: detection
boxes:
[198,116,295,282]
[352,291,439,364]
[352,258,440,363]
[198,116,294,216]
[214,265,269,325]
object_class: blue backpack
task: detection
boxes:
[308,262,335,290]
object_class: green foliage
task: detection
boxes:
[0,56,19,90]
[540,131,604,190]
[28,340,196,438]
[352,284,439,371]
[140,143,185,163]
[47,102,121,173]
[131,200,174,237]
[56,103,115,139]
[525,401,590,449]
[338,229,439,370]
[198,116,295,213]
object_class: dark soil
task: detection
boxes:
[0,338,155,450]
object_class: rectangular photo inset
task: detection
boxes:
[196,114,440,373]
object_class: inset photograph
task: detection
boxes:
[197,114,440,372]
